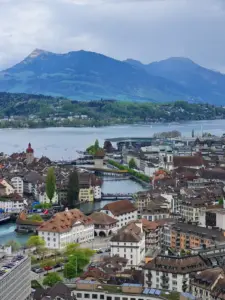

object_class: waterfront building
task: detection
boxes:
[90,212,117,237]
[36,184,59,204]
[144,254,207,293]
[0,178,15,195]
[0,254,31,300]
[0,193,24,213]
[110,220,145,266]
[10,176,23,196]
[101,199,137,229]
[26,142,34,164]
[16,211,43,233]
[38,208,94,249]
[94,149,105,168]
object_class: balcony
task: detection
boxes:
[161,282,169,289]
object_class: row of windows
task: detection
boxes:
[76,293,148,300]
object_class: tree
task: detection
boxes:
[128,158,137,169]
[67,171,80,208]
[219,198,224,205]
[43,272,62,287]
[46,167,56,203]
[40,259,55,269]
[64,262,77,279]
[5,240,21,252]
[26,236,45,248]
[28,214,43,222]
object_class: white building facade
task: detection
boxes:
[11,177,23,196]
[0,199,24,213]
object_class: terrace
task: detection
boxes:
[0,254,26,280]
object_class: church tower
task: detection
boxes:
[26,143,34,164]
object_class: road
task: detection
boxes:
[79,236,111,250]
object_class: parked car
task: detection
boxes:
[53,263,62,269]
[44,266,52,271]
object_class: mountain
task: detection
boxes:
[0,49,225,103]
[125,57,225,105]
[0,50,190,102]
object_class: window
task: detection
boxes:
[124,254,126,258]
[84,294,90,298]
[106,297,112,300]
[100,295,104,299]
[131,255,133,258]
[115,298,120,300]
[77,294,82,298]
[92,294,98,299]
[122,298,128,300]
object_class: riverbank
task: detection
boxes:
[107,160,150,185]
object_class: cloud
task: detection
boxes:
[0,0,225,71]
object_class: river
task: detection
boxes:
[0,120,224,245]
[0,120,225,160]
[0,177,146,245]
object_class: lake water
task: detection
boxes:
[1,120,225,160]
[0,120,224,245]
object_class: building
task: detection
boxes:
[23,171,44,195]
[94,149,105,168]
[38,208,94,249]
[73,281,163,300]
[79,172,94,203]
[26,142,35,164]
[0,179,15,195]
[0,193,25,213]
[199,208,225,230]
[170,223,225,250]
[144,254,207,292]
[140,204,170,222]
[141,219,161,249]
[110,221,145,266]
[32,282,75,300]
[172,156,205,170]
[101,200,137,229]
[90,212,118,237]
[11,176,23,196]
[0,254,31,300]
[180,198,209,223]
[190,267,225,300]
[36,185,58,204]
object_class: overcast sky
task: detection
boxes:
[0,0,225,72]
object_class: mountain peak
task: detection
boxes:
[27,48,51,59]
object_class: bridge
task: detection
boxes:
[84,167,129,175]
[101,193,134,201]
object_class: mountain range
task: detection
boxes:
[0,49,225,104]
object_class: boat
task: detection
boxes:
[0,214,11,224]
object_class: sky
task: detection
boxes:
[0,0,225,72]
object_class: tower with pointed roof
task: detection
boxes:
[26,142,34,164]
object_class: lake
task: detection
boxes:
[1,120,225,160]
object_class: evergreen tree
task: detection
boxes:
[129,158,137,169]
[46,167,56,203]
[67,170,80,208]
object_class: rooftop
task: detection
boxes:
[0,254,28,280]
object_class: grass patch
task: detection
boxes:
[162,292,180,300]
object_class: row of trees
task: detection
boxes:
[44,166,80,208]
[108,159,150,183]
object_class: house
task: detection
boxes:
[199,207,225,230]
[11,176,23,196]
[140,203,170,222]
[141,219,161,249]
[38,208,94,249]
[32,282,75,300]
[90,212,117,237]
[0,193,25,213]
[190,267,224,300]
[110,220,145,266]
[101,200,137,229]
[78,172,94,202]
[0,178,15,195]
[172,155,205,170]
[144,254,207,292]
[36,184,58,204]
[23,171,44,195]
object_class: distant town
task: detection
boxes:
[2,131,225,300]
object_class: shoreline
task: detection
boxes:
[0,118,224,130]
